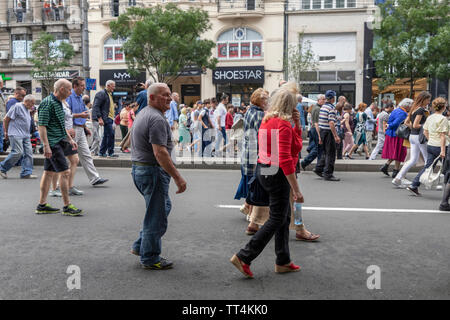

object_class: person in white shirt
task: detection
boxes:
[214,93,229,157]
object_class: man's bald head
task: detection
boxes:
[54,79,72,100]
[147,83,172,113]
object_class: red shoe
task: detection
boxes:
[230,254,254,278]
[275,262,301,273]
[245,226,259,235]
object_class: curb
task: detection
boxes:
[0,155,422,172]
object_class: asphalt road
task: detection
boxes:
[0,167,449,300]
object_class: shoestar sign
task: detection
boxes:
[213,66,264,84]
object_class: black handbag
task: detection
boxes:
[418,127,428,144]
[246,172,269,207]
[396,123,411,139]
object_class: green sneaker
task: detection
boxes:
[36,203,60,214]
[62,204,83,216]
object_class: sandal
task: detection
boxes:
[246,226,259,235]
[295,232,320,242]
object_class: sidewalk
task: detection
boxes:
[0,147,422,172]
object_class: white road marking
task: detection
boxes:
[216,205,443,214]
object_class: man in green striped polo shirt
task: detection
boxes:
[36,79,83,216]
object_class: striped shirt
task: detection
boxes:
[241,105,265,176]
[318,102,337,130]
[38,94,66,147]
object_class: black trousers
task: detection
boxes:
[237,164,291,266]
[315,129,336,178]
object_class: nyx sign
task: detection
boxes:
[99,69,146,86]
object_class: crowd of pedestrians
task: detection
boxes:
[1,75,449,277]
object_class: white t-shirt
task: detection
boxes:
[215,103,227,128]
[209,107,216,129]
[62,101,73,130]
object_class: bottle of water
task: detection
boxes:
[294,202,303,226]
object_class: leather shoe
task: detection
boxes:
[323,175,340,181]
[312,169,323,178]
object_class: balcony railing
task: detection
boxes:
[286,0,375,11]
[217,0,265,12]
[6,8,34,24]
[42,6,70,23]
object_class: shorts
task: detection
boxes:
[62,138,78,156]
[44,140,70,172]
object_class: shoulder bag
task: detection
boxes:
[396,122,411,140]
[419,156,443,190]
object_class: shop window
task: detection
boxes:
[217,28,263,60]
[319,71,336,82]
[337,71,355,81]
[300,71,318,82]
[104,37,126,63]
[11,34,32,59]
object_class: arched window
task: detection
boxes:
[104,36,125,63]
[217,28,263,60]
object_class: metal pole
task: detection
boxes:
[81,0,90,79]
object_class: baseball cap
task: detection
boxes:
[325,90,337,99]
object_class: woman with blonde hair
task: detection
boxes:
[231,85,304,278]
[347,102,369,159]
[407,97,448,196]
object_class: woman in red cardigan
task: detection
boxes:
[230,85,304,278]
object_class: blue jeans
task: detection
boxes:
[99,118,115,156]
[302,128,322,167]
[131,165,172,265]
[411,145,443,188]
[0,136,33,177]
[0,122,4,151]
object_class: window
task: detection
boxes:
[14,0,28,10]
[112,0,120,17]
[104,37,126,62]
[12,34,32,59]
[217,28,263,60]
[319,56,336,61]
[300,72,318,81]
[298,0,358,10]
[319,71,336,81]
[50,32,70,58]
[337,71,355,81]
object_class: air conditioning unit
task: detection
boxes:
[0,51,9,60]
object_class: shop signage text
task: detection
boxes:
[32,70,80,80]
[213,66,264,84]
[99,69,146,86]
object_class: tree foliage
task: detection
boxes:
[371,0,450,96]
[285,33,318,93]
[109,4,217,84]
[30,32,75,95]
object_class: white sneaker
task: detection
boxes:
[402,178,412,185]
[49,188,62,197]
[0,171,7,179]
[392,178,402,187]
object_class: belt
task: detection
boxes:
[132,161,160,167]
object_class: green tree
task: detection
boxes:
[371,0,450,97]
[30,32,75,96]
[285,33,318,93]
[109,4,217,84]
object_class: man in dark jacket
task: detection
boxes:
[92,80,118,157]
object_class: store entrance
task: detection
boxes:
[216,83,263,107]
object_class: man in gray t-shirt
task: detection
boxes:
[130,83,187,270]
[369,102,394,160]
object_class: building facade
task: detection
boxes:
[0,0,85,101]
[286,0,376,106]
[87,0,285,106]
